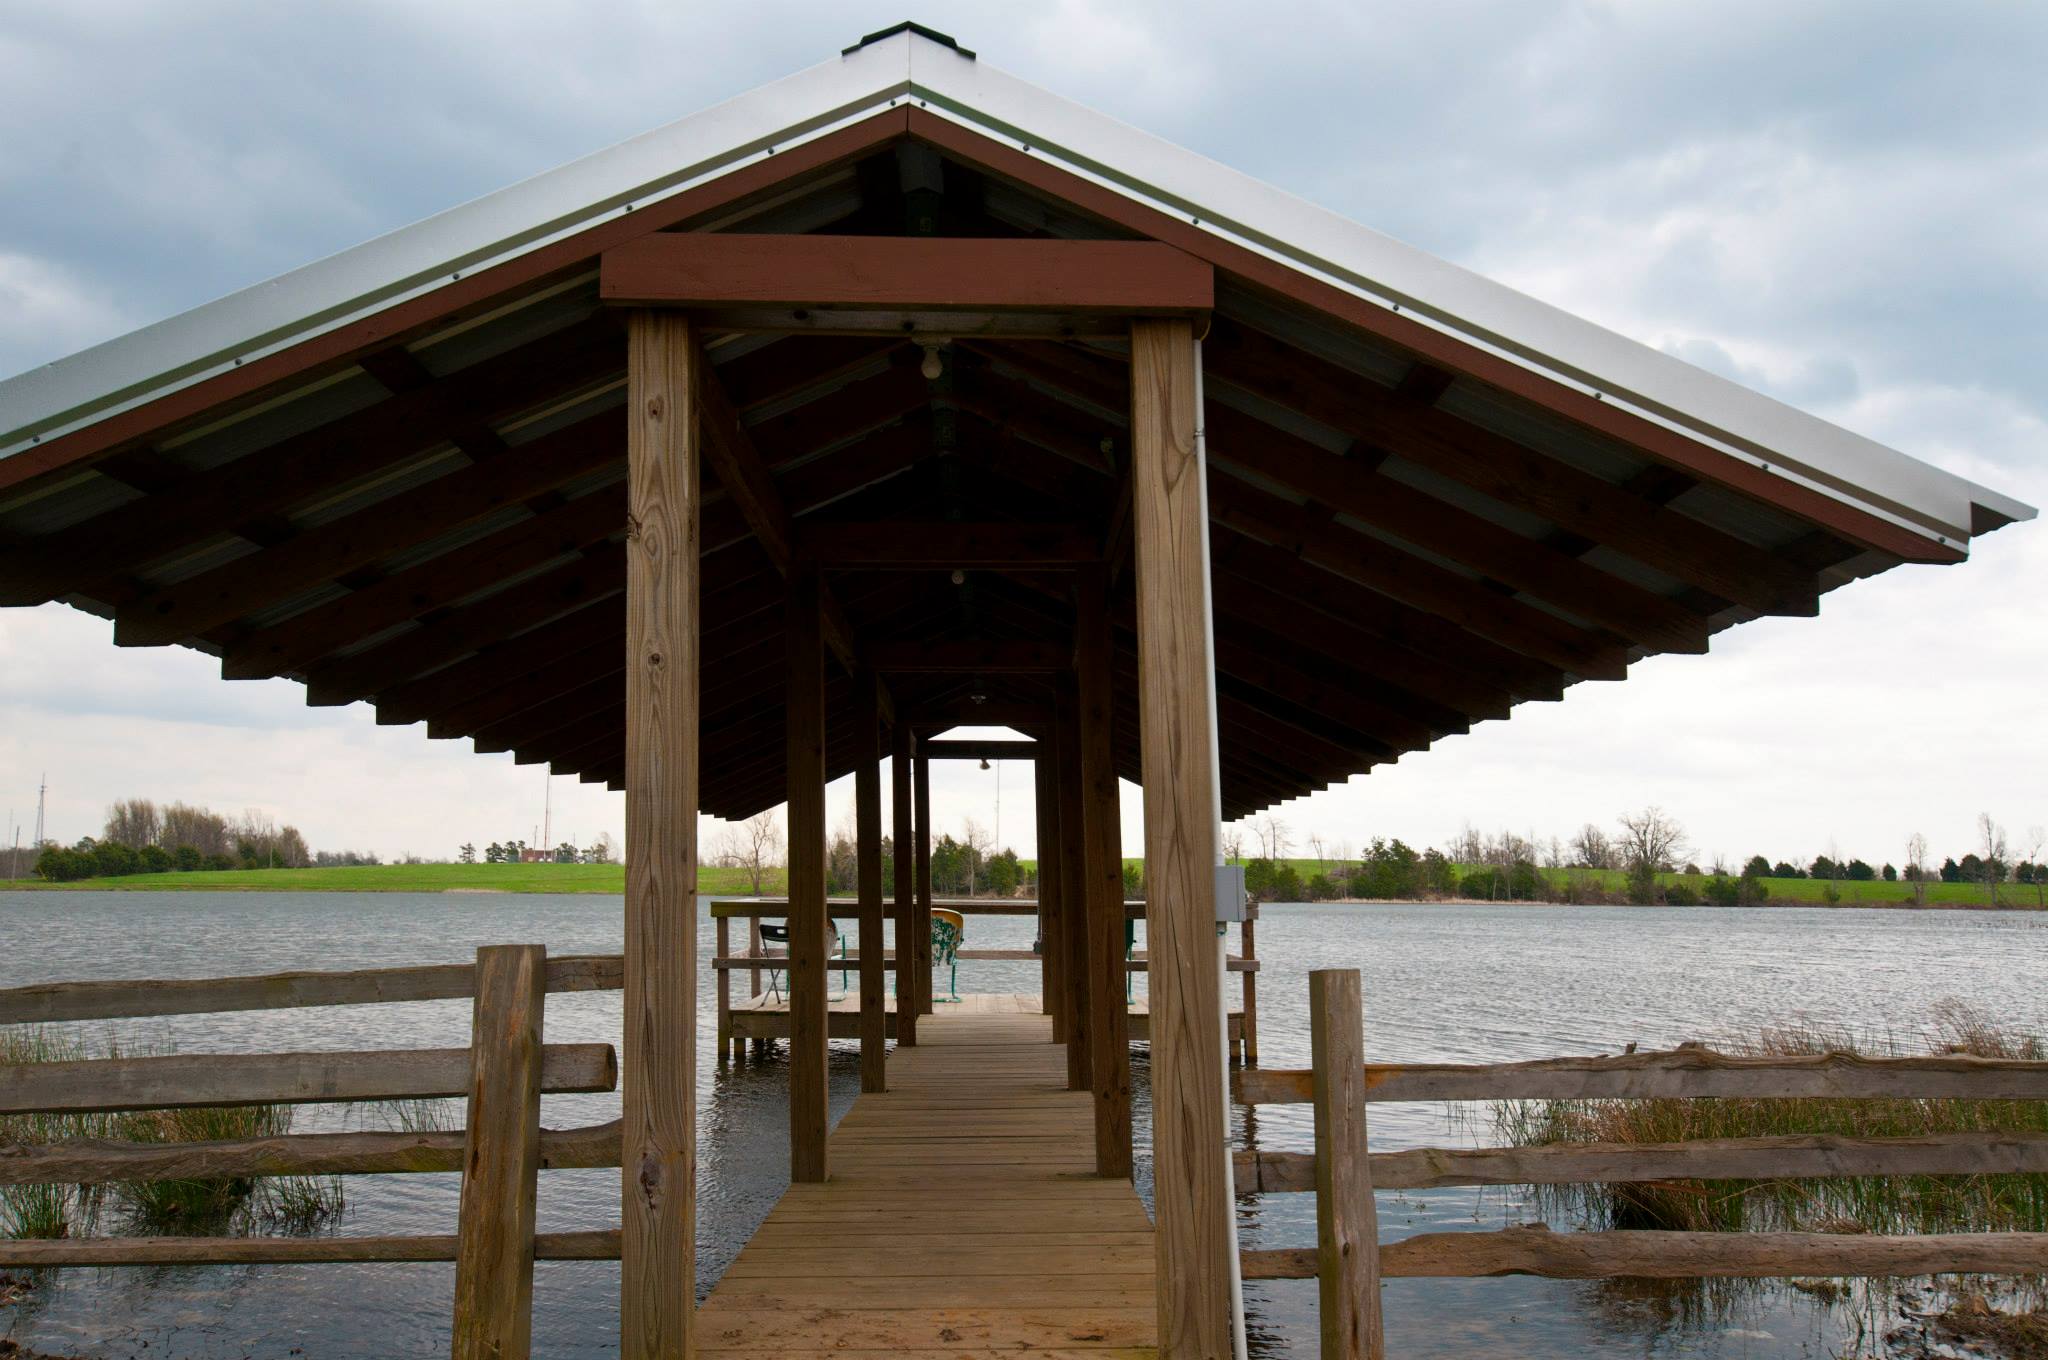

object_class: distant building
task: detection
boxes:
[518,848,554,864]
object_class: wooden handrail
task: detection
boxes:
[0,1121,622,1186]
[0,954,622,1024]
[1,1043,616,1115]
[1243,1227,2048,1280]
[0,1230,623,1267]
[1234,1129,2048,1194]
[1237,1049,2048,1106]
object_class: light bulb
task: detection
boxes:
[920,345,944,380]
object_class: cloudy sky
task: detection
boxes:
[1,2,2042,873]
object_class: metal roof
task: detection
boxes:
[0,25,2030,546]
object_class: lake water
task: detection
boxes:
[2,891,2044,1357]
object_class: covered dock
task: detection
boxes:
[0,21,2031,1360]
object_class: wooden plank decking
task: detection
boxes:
[696,1007,1159,1357]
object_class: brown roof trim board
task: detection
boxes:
[899,108,1962,566]
[0,108,913,498]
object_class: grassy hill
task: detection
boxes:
[4,857,2034,908]
[0,861,784,895]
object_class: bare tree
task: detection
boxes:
[1978,812,2010,907]
[1450,823,1485,865]
[161,802,232,857]
[2024,826,2047,910]
[1616,807,1688,901]
[1307,833,1327,870]
[583,831,616,864]
[717,811,783,895]
[960,817,993,896]
[1569,823,1612,870]
[1221,828,1245,865]
[102,798,161,850]
[1906,831,1930,906]
[1255,814,1291,861]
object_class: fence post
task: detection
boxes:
[1240,907,1259,1064]
[715,915,732,1066]
[452,943,547,1360]
[1310,968,1381,1360]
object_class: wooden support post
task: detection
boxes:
[452,944,546,1360]
[1311,969,1382,1360]
[621,309,697,1359]
[1035,751,1066,1038]
[1131,316,1230,1355]
[715,916,731,1066]
[913,747,933,1017]
[747,916,765,1056]
[1056,675,1093,1094]
[1241,908,1259,1065]
[786,561,829,1183]
[891,720,918,1047]
[1076,569,1131,1178]
[856,670,887,1093]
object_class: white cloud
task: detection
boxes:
[0,2,2041,868]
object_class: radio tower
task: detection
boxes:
[33,774,46,850]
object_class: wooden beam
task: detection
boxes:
[115,409,624,647]
[804,521,1099,568]
[601,234,1213,314]
[913,746,934,1019]
[1235,1048,2048,1106]
[786,561,829,1184]
[452,944,547,1360]
[305,547,625,706]
[903,700,1052,730]
[221,488,625,682]
[620,310,698,1360]
[1203,319,1820,616]
[697,354,860,671]
[1035,742,1067,1041]
[1203,402,1714,654]
[890,716,918,1048]
[855,669,887,1094]
[1209,466,1631,680]
[1244,1229,2048,1283]
[867,640,1072,673]
[1,1046,613,1115]
[1075,570,1131,1179]
[920,739,1040,762]
[1309,969,1382,1360]
[1129,319,1230,1355]
[0,318,622,608]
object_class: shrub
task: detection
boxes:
[173,844,205,871]
[1305,872,1337,901]
[1418,849,1457,896]
[1458,868,1503,900]
[1663,881,1701,906]
[1120,859,1145,902]
[1701,874,1741,906]
[138,844,173,873]
[206,853,236,871]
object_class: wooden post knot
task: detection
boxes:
[635,1152,664,1209]
[624,512,642,541]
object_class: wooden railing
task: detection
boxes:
[1236,968,2048,1359]
[709,895,1261,1061]
[0,947,627,1360]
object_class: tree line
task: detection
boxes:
[457,835,615,865]
[27,798,343,883]
[1228,806,2046,908]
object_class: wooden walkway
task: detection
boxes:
[696,1008,1159,1357]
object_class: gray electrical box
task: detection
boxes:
[1213,863,1248,923]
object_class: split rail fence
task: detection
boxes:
[1237,967,2048,1359]
[0,945,629,1359]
